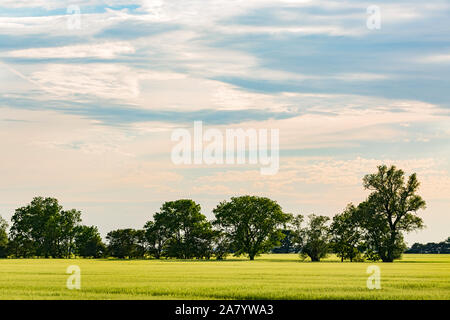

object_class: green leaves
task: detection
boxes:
[74,225,105,258]
[330,205,363,262]
[9,197,81,258]
[298,214,331,262]
[0,215,8,258]
[144,199,215,259]
[213,195,290,260]
[359,165,426,262]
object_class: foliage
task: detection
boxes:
[0,165,429,263]
[106,228,145,259]
[74,225,105,258]
[143,220,169,259]
[145,199,214,259]
[212,230,231,260]
[330,204,364,262]
[0,216,8,258]
[8,197,81,258]
[213,195,291,260]
[358,165,426,262]
[298,214,331,262]
[406,237,450,254]
[272,214,304,253]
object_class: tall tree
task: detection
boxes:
[330,204,363,262]
[106,228,143,259]
[359,165,426,262]
[9,197,81,258]
[0,215,8,258]
[59,209,82,258]
[74,225,105,258]
[298,214,330,262]
[213,195,290,260]
[143,220,170,259]
[149,199,214,259]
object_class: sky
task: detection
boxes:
[0,0,449,245]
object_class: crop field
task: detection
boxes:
[0,254,449,300]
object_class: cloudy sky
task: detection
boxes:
[0,0,449,244]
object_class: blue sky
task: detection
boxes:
[0,0,449,244]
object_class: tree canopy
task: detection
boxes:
[213,195,290,260]
[358,165,426,262]
[0,165,431,262]
[0,215,8,258]
[145,199,215,259]
[330,205,363,262]
[298,214,330,262]
[9,197,81,258]
[74,225,105,258]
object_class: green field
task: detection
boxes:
[0,254,449,300]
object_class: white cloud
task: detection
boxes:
[29,63,140,101]
[194,156,450,201]
[5,42,135,59]
[419,54,450,64]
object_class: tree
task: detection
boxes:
[143,220,170,259]
[0,215,8,258]
[330,204,363,262]
[106,228,143,259]
[272,214,303,253]
[405,236,450,254]
[134,229,148,258]
[74,225,105,258]
[213,230,231,260]
[355,200,405,261]
[9,197,81,258]
[272,229,296,253]
[358,165,426,262]
[213,195,291,260]
[298,214,331,262]
[59,209,82,258]
[148,199,214,259]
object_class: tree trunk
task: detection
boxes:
[386,230,397,262]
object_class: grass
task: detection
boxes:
[0,254,449,300]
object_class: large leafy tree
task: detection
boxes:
[0,215,8,258]
[298,214,331,262]
[356,200,407,261]
[106,228,144,259]
[9,197,81,258]
[143,220,170,259]
[358,165,426,262]
[330,204,364,262]
[74,225,105,258]
[147,199,214,259]
[213,195,290,260]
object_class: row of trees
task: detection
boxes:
[405,237,450,254]
[0,165,430,262]
[0,197,105,259]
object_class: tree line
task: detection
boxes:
[0,165,434,262]
[405,238,450,254]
